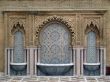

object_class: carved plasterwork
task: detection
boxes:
[85,22,100,38]
[7,14,26,47]
[5,12,104,48]
[80,14,103,47]
[11,22,25,34]
[34,15,75,46]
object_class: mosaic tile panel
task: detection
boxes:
[11,31,26,76]
[13,31,24,63]
[38,22,73,75]
[87,31,97,63]
[39,23,71,64]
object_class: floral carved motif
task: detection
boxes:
[35,16,75,46]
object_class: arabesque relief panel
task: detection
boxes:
[80,14,104,47]
[34,14,77,46]
[5,12,104,48]
[6,13,27,47]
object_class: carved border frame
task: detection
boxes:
[35,16,75,46]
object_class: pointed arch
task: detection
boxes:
[11,22,25,34]
[85,22,100,38]
[85,22,100,63]
[11,22,25,63]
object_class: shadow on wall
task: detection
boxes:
[106,67,110,75]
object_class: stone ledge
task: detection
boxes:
[0,75,109,82]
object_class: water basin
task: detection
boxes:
[37,63,74,75]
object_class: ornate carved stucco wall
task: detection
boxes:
[5,12,104,47]
[0,12,4,72]
[0,0,109,72]
[5,12,76,48]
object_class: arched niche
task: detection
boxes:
[39,21,72,64]
[85,22,100,63]
[11,22,25,63]
[35,16,75,46]
[35,17,75,76]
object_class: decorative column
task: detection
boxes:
[29,48,34,75]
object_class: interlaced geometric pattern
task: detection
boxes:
[40,22,71,64]
[87,31,97,63]
[37,22,73,76]
[13,31,24,63]
[84,31,100,76]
